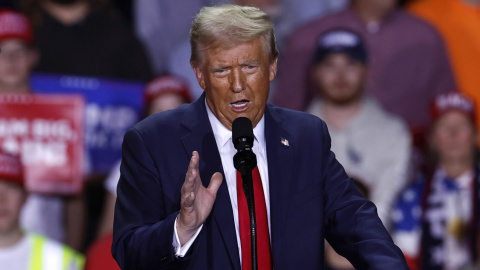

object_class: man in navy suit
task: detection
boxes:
[112,5,408,270]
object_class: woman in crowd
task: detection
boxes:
[392,92,480,270]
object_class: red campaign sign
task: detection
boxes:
[0,93,84,195]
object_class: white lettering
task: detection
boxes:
[31,119,73,140]
[0,118,29,137]
[22,140,67,166]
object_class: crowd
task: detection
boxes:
[0,0,478,269]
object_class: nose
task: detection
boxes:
[230,68,246,93]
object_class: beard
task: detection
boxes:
[320,84,364,106]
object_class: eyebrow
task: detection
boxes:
[208,60,261,71]
[240,60,260,66]
[209,65,230,72]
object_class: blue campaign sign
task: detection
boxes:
[31,72,145,174]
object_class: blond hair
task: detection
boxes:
[190,5,279,66]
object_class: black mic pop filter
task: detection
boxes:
[232,117,254,151]
[232,117,256,172]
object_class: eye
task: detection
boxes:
[212,68,230,77]
[244,65,258,72]
[320,61,335,68]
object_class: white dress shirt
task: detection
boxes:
[173,103,271,262]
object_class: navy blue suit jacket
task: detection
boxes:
[112,94,408,269]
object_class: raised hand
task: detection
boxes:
[176,151,223,245]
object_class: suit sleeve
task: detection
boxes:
[112,128,186,269]
[320,121,409,269]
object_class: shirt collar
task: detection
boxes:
[456,169,475,190]
[436,167,475,190]
[205,100,265,150]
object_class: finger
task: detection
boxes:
[187,151,199,176]
[207,172,223,195]
[184,151,199,190]
[193,152,203,188]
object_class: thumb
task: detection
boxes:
[207,172,223,194]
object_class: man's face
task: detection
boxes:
[431,110,477,163]
[0,181,25,235]
[0,39,37,91]
[193,37,277,130]
[312,53,367,105]
[148,93,186,115]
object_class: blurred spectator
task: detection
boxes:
[85,74,191,269]
[0,9,37,93]
[0,9,85,251]
[137,0,347,76]
[307,29,411,229]
[143,74,192,115]
[408,0,480,132]
[0,150,84,270]
[392,92,480,269]
[274,0,456,131]
[20,0,152,81]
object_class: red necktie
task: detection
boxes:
[237,166,272,270]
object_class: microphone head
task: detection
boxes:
[232,117,254,150]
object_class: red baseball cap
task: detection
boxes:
[0,9,34,45]
[144,74,192,106]
[430,91,476,123]
[0,150,24,187]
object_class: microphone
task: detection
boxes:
[232,117,258,270]
[232,117,257,174]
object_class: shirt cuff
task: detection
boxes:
[173,217,203,257]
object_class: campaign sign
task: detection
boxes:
[31,73,145,174]
[0,93,84,194]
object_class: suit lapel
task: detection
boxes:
[180,94,240,270]
[264,104,294,266]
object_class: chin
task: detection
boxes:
[330,96,358,105]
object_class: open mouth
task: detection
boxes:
[230,100,250,111]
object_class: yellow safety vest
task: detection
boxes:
[28,233,85,270]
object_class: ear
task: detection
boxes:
[269,57,278,82]
[192,65,206,90]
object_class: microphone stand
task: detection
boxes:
[234,148,258,270]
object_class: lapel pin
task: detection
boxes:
[280,137,289,147]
